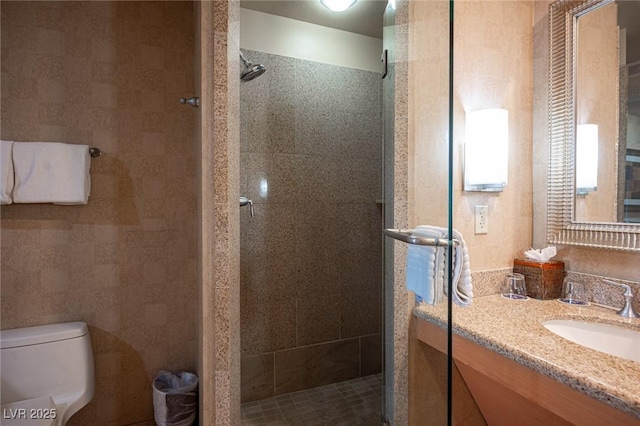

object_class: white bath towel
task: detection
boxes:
[449,228,473,306]
[406,225,473,307]
[12,142,91,205]
[1,140,14,205]
[405,226,448,305]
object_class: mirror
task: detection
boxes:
[618,1,640,224]
[548,0,640,251]
[574,1,618,222]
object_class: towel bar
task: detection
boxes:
[89,147,101,158]
[383,228,459,247]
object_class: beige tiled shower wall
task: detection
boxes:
[238,50,383,403]
[0,2,196,424]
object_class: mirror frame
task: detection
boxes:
[548,0,640,251]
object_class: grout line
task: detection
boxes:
[272,351,276,399]
[358,335,362,377]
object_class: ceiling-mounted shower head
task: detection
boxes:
[239,51,266,82]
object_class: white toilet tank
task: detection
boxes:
[1,322,95,425]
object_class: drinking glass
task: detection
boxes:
[559,278,589,305]
[501,273,528,300]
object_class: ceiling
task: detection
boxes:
[240,0,388,39]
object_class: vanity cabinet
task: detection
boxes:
[410,316,640,425]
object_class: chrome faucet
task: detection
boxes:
[602,280,639,318]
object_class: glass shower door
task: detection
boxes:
[382,0,455,424]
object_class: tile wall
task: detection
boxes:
[0,2,196,424]
[238,50,383,402]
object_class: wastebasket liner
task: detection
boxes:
[153,370,198,426]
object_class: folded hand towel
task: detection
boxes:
[13,142,91,205]
[451,229,473,306]
[1,141,14,205]
[406,226,448,305]
[406,225,473,307]
[417,225,450,304]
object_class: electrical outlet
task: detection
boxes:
[475,205,488,234]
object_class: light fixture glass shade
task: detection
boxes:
[320,0,357,12]
[464,108,509,192]
[576,124,598,194]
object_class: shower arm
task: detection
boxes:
[239,51,251,68]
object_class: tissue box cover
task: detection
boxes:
[513,259,565,300]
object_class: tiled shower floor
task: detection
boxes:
[240,374,383,425]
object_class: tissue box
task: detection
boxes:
[513,259,565,300]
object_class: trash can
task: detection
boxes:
[153,370,198,426]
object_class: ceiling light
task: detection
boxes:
[320,0,357,12]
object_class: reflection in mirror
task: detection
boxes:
[621,0,640,223]
[575,124,599,197]
[574,1,617,222]
[547,0,640,251]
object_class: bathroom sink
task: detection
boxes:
[542,320,640,363]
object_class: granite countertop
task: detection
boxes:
[413,295,640,419]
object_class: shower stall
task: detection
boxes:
[238,46,384,422]
[196,0,463,423]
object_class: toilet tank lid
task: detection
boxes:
[1,322,88,349]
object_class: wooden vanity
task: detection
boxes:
[410,296,640,425]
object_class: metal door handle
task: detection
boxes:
[240,197,254,217]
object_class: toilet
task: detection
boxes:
[1,322,95,425]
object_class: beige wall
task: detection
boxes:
[239,8,383,72]
[454,0,534,270]
[409,0,533,272]
[0,2,196,424]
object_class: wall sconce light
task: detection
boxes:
[320,0,357,12]
[464,108,509,192]
[576,124,598,195]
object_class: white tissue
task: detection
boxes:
[524,246,557,262]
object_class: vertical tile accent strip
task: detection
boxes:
[199,0,241,424]
[391,1,410,424]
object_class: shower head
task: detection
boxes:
[241,63,266,82]
[239,51,266,82]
